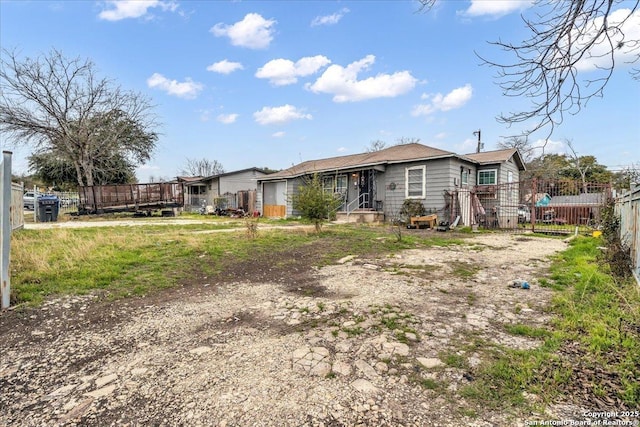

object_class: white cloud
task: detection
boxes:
[211,13,276,49]
[461,0,533,18]
[435,132,447,139]
[412,84,473,116]
[337,147,348,153]
[207,59,244,74]
[253,105,312,125]
[199,109,212,122]
[529,138,567,157]
[272,131,286,138]
[98,0,178,21]
[457,138,479,154]
[217,113,239,124]
[307,55,417,102]
[573,8,640,72]
[256,55,331,86]
[311,8,349,27]
[146,73,203,99]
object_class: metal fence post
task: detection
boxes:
[1,151,12,309]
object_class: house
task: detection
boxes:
[179,167,271,213]
[256,143,525,226]
[524,192,551,207]
[542,192,608,225]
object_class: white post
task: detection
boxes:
[33,184,38,223]
[1,151,12,309]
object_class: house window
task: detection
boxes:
[478,169,497,185]
[507,170,514,183]
[405,166,426,199]
[461,170,469,186]
[336,176,348,194]
[322,176,334,193]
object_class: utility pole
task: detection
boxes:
[473,129,482,153]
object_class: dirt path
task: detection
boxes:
[1,234,569,426]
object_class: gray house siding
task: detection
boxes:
[382,158,454,216]
[220,169,266,194]
[256,145,524,222]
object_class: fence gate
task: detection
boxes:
[469,178,612,235]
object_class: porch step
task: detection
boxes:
[335,211,385,224]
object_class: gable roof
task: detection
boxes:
[203,167,271,181]
[180,167,271,185]
[177,175,205,183]
[464,148,526,170]
[262,143,456,180]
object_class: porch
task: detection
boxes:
[335,209,385,224]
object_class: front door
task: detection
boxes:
[359,170,373,209]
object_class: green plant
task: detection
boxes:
[451,262,481,279]
[399,199,426,221]
[418,377,440,390]
[504,324,550,338]
[290,173,343,232]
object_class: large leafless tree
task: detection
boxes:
[418,0,639,138]
[497,136,535,163]
[179,158,225,177]
[0,48,159,187]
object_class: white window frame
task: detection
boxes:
[461,169,469,186]
[477,169,497,186]
[405,165,426,199]
[322,176,334,194]
[335,175,348,194]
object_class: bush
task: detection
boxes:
[399,199,426,221]
[291,173,343,232]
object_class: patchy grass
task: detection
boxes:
[450,261,482,279]
[9,223,466,306]
[504,324,551,339]
[459,237,640,410]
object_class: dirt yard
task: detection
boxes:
[1,232,573,426]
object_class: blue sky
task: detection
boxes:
[1,0,638,182]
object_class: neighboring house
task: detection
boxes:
[179,167,271,213]
[526,192,552,207]
[256,143,525,225]
[543,193,607,224]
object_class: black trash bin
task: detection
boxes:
[37,195,60,222]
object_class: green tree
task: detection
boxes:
[291,173,343,232]
[28,151,137,190]
[612,163,640,191]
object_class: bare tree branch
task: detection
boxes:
[0,48,159,187]
[179,158,225,177]
[479,0,639,140]
[417,0,639,144]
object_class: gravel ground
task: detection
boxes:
[1,233,574,426]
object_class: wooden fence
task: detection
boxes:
[615,184,640,284]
